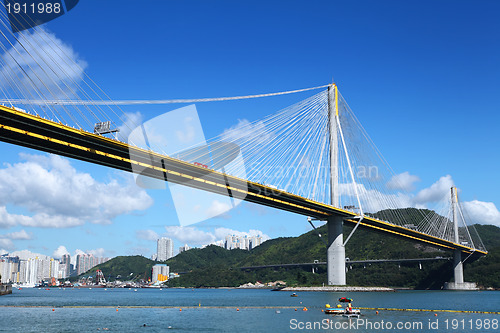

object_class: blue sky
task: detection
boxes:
[0,0,499,259]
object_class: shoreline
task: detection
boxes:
[280,286,396,292]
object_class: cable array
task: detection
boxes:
[0,10,485,251]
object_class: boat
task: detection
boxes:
[325,308,361,315]
[343,313,360,318]
[324,308,345,315]
[325,297,361,316]
[290,293,298,297]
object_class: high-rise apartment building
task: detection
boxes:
[224,235,263,250]
[76,253,110,275]
[60,254,71,277]
[157,237,174,261]
[178,244,190,254]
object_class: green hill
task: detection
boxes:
[80,255,155,281]
[82,215,500,289]
[166,222,499,289]
[463,224,500,289]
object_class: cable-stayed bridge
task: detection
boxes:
[0,25,487,288]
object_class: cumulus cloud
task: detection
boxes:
[0,154,153,228]
[414,175,454,205]
[136,229,159,241]
[0,27,87,98]
[164,226,216,245]
[52,245,69,259]
[88,248,106,257]
[338,174,499,229]
[73,249,85,256]
[0,206,32,228]
[163,225,270,247]
[0,238,14,250]
[9,249,49,260]
[3,229,32,240]
[387,172,420,192]
[462,200,500,227]
[206,200,232,219]
[213,227,270,241]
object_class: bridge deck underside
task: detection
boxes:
[0,105,486,259]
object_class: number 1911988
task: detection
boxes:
[6,2,62,14]
[444,319,498,330]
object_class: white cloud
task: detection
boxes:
[462,200,500,227]
[0,239,14,250]
[221,119,273,146]
[52,245,69,259]
[213,227,271,241]
[414,175,454,204]
[205,200,232,219]
[117,112,143,142]
[136,229,159,241]
[3,229,32,240]
[164,226,215,246]
[0,154,153,228]
[87,248,106,257]
[9,249,49,260]
[0,206,32,228]
[0,27,87,98]
[387,172,420,192]
[163,226,271,248]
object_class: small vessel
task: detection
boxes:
[290,293,298,297]
[324,308,345,315]
[325,307,362,315]
[325,297,361,316]
[343,313,360,318]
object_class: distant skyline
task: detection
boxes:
[0,1,499,259]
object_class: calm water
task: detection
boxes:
[0,288,498,332]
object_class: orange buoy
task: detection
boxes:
[294,308,297,311]
[303,307,308,311]
[434,313,438,317]
[376,311,379,314]
[236,308,239,311]
[179,308,182,312]
[52,309,55,311]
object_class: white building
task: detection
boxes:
[224,235,263,250]
[178,244,190,254]
[76,253,110,275]
[60,254,71,277]
[151,264,169,283]
[157,237,174,261]
[58,264,67,279]
[18,258,39,286]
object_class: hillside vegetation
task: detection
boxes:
[85,215,500,289]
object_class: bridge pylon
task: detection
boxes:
[444,186,478,290]
[326,84,346,285]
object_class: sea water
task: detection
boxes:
[0,288,498,332]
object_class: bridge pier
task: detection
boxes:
[444,187,477,290]
[453,249,464,284]
[327,215,346,285]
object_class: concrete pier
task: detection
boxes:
[327,215,346,285]
[0,284,12,296]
